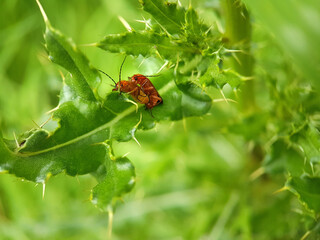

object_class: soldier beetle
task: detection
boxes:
[99,57,163,110]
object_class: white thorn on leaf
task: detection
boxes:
[135,16,152,30]
[107,207,114,240]
[233,89,239,99]
[132,134,141,147]
[42,182,46,200]
[36,0,49,24]
[13,132,19,148]
[182,118,187,133]
[212,46,223,56]
[78,43,97,47]
[240,11,246,20]
[155,49,164,61]
[59,70,66,82]
[40,115,53,128]
[311,162,315,175]
[232,52,242,66]
[219,88,229,105]
[249,167,264,181]
[76,175,80,184]
[174,55,180,75]
[216,20,224,34]
[156,60,169,74]
[118,16,133,32]
[272,186,289,195]
[32,119,41,129]
[46,106,59,114]
[212,98,237,104]
[205,26,213,35]
[122,152,130,158]
[131,112,142,147]
[241,76,254,81]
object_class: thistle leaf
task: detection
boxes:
[96,31,198,59]
[44,22,101,101]
[0,0,212,209]
[91,157,135,209]
[291,123,320,164]
[184,7,207,36]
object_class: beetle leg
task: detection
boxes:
[150,95,162,101]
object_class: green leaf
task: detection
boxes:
[140,0,185,35]
[44,22,101,102]
[263,140,309,176]
[96,31,177,59]
[96,31,199,60]
[286,176,320,213]
[91,157,135,210]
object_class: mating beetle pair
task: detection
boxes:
[99,57,163,110]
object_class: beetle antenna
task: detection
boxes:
[143,74,160,78]
[98,69,117,85]
[119,56,127,82]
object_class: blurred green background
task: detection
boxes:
[1,0,319,239]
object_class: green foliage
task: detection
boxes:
[97,0,243,91]
[1,0,320,239]
[97,31,179,59]
[243,0,320,91]
[92,157,135,210]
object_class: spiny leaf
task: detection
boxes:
[96,31,198,60]
[291,123,320,164]
[286,176,320,214]
[184,7,207,37]
[96,31,176,59]
[91,157,135,209]
[0,0,213,209]
[44,21,101,102]
[140,0,185,35]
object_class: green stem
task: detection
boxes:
[220,0,255,112]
